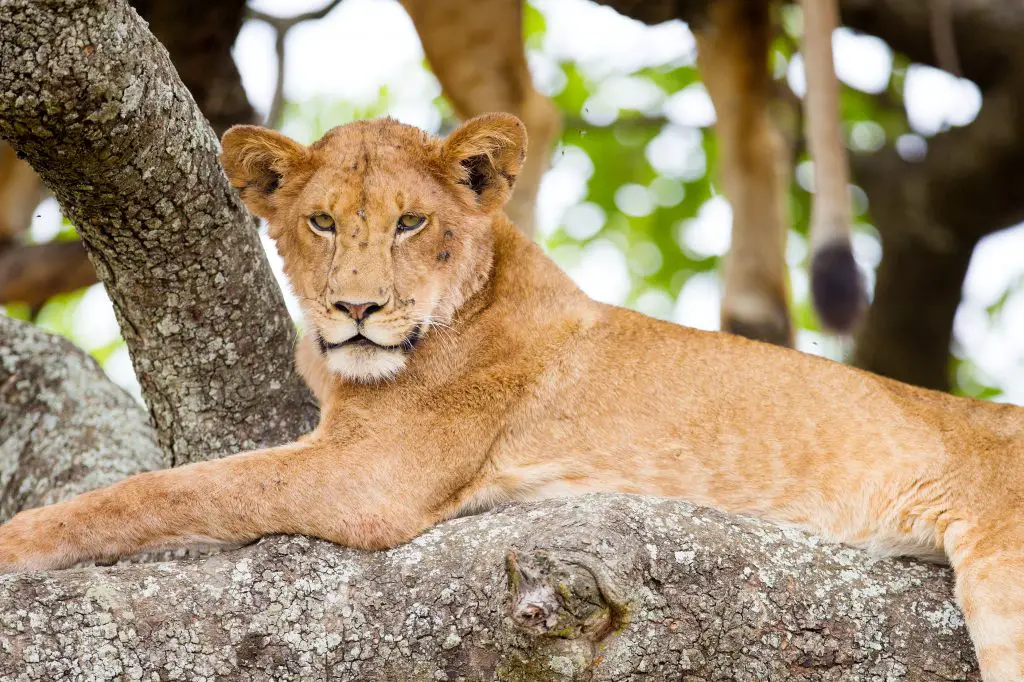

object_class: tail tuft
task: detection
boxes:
[811,240,865,333]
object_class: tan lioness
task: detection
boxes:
[0,115,1020,679]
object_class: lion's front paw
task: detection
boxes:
[0,508,69,573]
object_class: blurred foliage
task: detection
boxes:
[1,1,1014,403]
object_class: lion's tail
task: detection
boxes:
[801,0,866,333]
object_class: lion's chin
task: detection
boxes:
[324,344,408,383]
[314,323,424,383]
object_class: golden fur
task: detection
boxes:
[0,116,1020,679]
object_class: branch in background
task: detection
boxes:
[591,0,712,27]
[0,317,163,522]
[853,229,975,390]
[0,240,97,310]
[247,0,345,129]
[928,0,961,77]
[598,0,1015,87]
[0,141,45,242]
[839,0,1023,90]
[0,0,318,465]
[0,495,978,679]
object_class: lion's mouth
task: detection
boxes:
[317,326,423,354]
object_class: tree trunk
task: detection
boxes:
[0,494,977,681]
[849,69,1024,388]
[132,0,256,135]
[0,0,318,465]
[0,0,255,308]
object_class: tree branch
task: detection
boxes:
[596,0,1023,85]
[839,0,1024,89]
[0,240,97,309]
[0,316,162,523]
[0,0,318,465]
[246,0,345,129]
[851,75,1024,389]
[246,0,344,31]
[0,495,978,679]
[0,2,256,310]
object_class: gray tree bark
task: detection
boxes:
[0,0,256,309]
[0,494,978,681]
[0,316,161,523]
[0,0,317,466]
[132,0,256,136]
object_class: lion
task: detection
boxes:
[0,115,1019,679]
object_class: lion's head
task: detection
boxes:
[220,114,526,382]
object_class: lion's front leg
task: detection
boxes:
[946,520,1024,681]
[0,438,431,572]
[0,442,303,571]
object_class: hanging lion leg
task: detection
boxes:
[401,0,560,237]
[696,0,793,346]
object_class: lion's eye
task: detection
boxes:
[396,213,426,234]
[309,213,335,232]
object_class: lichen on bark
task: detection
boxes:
[0,316,162,523]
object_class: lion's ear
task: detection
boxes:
[220,125,309,219]
[440,113,527,214]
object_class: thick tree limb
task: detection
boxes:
[840,0,1024,89]
[598,0,1024,81]
[0,0,254,308]
[0,495,977,680]
[0,316,161,523]
[0,0,318,464]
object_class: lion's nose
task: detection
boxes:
[333,300,384,322]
